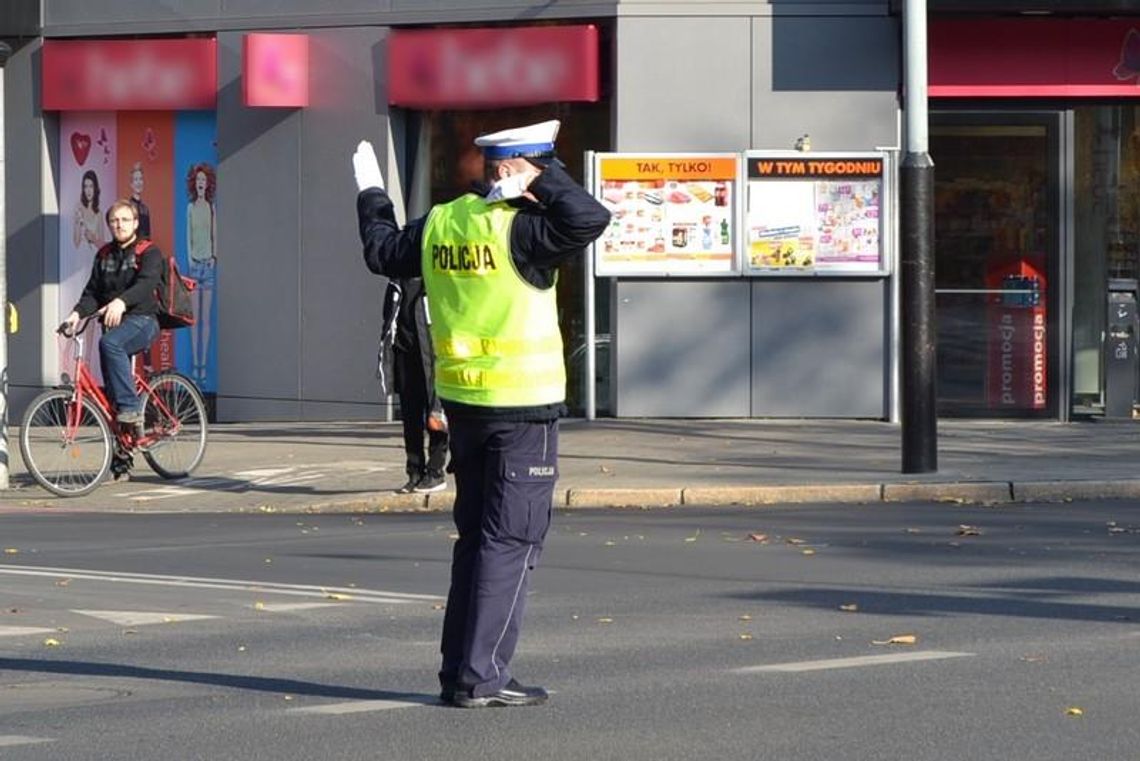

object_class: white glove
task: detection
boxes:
[352,140,384,192]
[484,169,538,203]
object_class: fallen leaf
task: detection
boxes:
[596,617,614,624]
[738,614,753,622]
[905,528,922,534]
[163,617,178,623]
[56,627,69,633]
[1065,707,1084,717]
[253,602,266,611]
[684,529,701,543]
[872,634,918,646]
[43,638,61,647]
[284,695,294,701]
[839,603,859,612]
[603,540,616,547]
[599,465,612,474]
[957,525,982,536]
[738,633,753,641]
[258,505,277,513]
[55,578,72,587]
[3,548,19,555]
[432,604,445,611]
[264,558,273,564]
[237,645,247,652]
[785,537,806,545]
[123,629,138,635]
[801,549,816,556]
[1020,654,1046,663]
[325,593,352,601]
[748,533,769,543]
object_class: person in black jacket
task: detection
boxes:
[354,120,610,709]
[377,276,449,493]
[63,199,161,431]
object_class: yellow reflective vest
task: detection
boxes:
[421,194,566,407]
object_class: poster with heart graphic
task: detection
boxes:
[59,112,117,384]
[57,110,218,395]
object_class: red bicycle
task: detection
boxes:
[19,317,208,496]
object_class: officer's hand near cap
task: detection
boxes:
[485,159,541,203]
[352,140,384,192]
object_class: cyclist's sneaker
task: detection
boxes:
[111,453,134,481]
[117,408,144,425]
[396,475,420,494]
[414,471,447,493]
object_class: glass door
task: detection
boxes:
[931,112,1061,417]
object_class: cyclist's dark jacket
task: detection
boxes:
[357,162,610,422]
[74,238,163,319]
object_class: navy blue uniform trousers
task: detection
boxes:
[439,417,558,697]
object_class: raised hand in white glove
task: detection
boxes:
[484,167,540,203]
[352,140,384,192]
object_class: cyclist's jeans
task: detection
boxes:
[99,314,159,415]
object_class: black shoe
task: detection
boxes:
[453,679,548,708]
[439,680,457,704]
[414,471,447,493]
[395,475,420,494]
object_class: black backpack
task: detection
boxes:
[102,240,197,330]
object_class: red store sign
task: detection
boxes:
[43,38,217,111]
[931,19,1140,97]
[388,24,600,108]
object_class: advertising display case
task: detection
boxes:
[743,151,892,277]
[591,153,741,277]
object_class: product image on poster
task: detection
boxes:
[593,154,739,276]
[744,153,889,276]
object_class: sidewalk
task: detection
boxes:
[6,418,1140,513]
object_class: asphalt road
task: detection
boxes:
[1,501,1138,760]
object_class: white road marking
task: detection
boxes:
[0,736,54,747]
[254,602,342,612]
[290,698,435,714]
[0,564,444,604]
[733,651,975,674]
[72,610,218,627]
[0,626,59,637]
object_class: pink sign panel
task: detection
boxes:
[43,38,217,111]
[931,19,1140,97]
[243,33,309,108]
[388,24,600,108]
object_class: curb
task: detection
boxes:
[9,479,1140,515]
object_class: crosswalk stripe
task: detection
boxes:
[72,610,218,627]
[0,564,443,604]
[733,651,975,673]
[253,602,342,613]
[289,698,436,714]
[0,626,59,637]
[0,736,54,747]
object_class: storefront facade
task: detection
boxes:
[3,1,1137,423]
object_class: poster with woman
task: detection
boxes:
[174,111,219,393]
[59,112,117,383]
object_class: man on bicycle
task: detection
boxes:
[63,199,162,436]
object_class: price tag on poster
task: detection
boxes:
[592,153,740,277]
[743,151,891,277]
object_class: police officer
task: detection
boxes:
[353,120,610,708]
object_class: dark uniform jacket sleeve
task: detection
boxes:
[357,188,426,280]
[510,162,611,275]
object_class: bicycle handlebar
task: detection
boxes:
[57,315,96,338]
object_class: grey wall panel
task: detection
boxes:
[754,16,899,151]
[614,280,751,417]
[5,40,49,409]
[215,30,301,416]
[610,16,752,417]
[751,279,887,417]
[298,27,389,416]
[613,16,751,152]
[45,0,222,25]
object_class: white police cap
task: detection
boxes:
[474,119,561,161]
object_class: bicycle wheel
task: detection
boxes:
[19,389,112,497]
[142,371,208,479]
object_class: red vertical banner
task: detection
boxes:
[117,112,176,370]
[986,257,1048,410]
